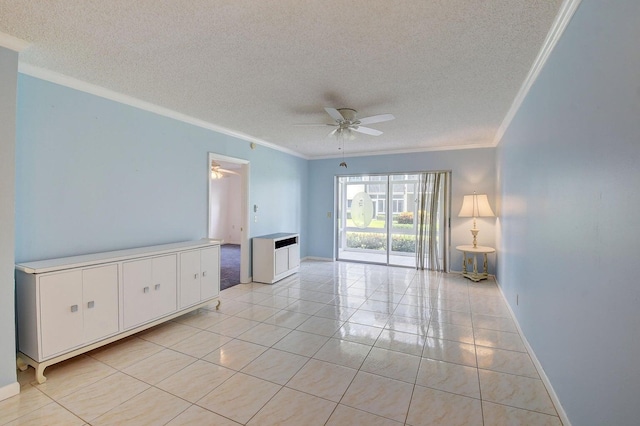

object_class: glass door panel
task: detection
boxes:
[389,174,419,267]
[337,175,389,264]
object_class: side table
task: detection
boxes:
[455,245,495,282]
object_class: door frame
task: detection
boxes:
[207,153,251,284]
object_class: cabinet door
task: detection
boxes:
[82,264,119,343]
[151,255,177,318]
[123,259,153,329]
[288,244,300,269]
[275,249,288,275]
[180,250,201,308]
[200,246,220,300]
[39,270,84,358]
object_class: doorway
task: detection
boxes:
[336,172,450,269]
[208,153,250,287]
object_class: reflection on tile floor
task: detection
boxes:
[3,260,562,425]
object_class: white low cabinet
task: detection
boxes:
[253,233,300,284]
[15,239,221,384]
[180,246,220,308]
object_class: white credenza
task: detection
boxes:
[252,233,300,284]
[15,239,221,384]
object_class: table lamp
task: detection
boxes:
[458,192,494,248]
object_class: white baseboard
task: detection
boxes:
[302,256,333,262]
[494,276,571,426]
[0,381,19,401]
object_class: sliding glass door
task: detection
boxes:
[336,172,449,269]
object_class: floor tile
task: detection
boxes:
[173,308,231,329]
[138,321,200,347]
[416,358,480,398]
[203,339,268,370]
[476,346,539,378]
[236,322,291,346]
[57,372,148,422]
[313,338,372,369]
[472,313,518,333]
[208,316,260,338]
[375,329,426,356]
[170,330,232,358]
[0,384,54,424]
[341,371,413,423]
[348,309,390,328]
[4,402,84,425]
[360,347,421,383]
[262,310,311,329]
[235,305,280,322]
[286,358,357,401]
[122,349,196,385]
[156,360,235,402]
[35,355,117,400]
[482,401,562,425]
[326,404,403,425]
[273,330,329,356]
[474,328,527,352]
[91,386,189,426]
[406,385,482,426]
[334,322,384,345]
[422,337,477,367]
[241,348,309,385]
[296,316,344,336]
[385,314,430,336]
[197,372,281,424]
[430,308,473,327]
[166,405,242,425]
[479,369,557,415]
[88,336,163,370]
[247,387,336,426]
[427,321,475,344]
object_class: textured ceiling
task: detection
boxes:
[0,0,563,158]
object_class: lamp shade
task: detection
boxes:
[458,194,495,218]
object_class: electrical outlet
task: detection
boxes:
[327,212,332,218]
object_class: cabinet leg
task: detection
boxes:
[35,365,47,384]
[216,299,221,310]
[16,356,28,372]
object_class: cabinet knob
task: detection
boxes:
[70,304,78,313]
[143,286,150,293]
[194,273,198,279]
[202,271,207,277]
[87,301,95,309]
[155,284,161,290]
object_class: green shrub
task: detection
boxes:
[396,212,414,224]
[346,232,386,250]
[346,232,416,253]
[392,235,416,253]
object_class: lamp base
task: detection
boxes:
[470,228,479,248]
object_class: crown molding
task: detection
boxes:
[493,0,582,146]
[0,32,30,52]
[17,63,308,160]
[311,142,496,160]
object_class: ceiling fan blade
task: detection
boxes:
[353,126,383,136]
[324,107,345,122]
[358,113,395,125]
[293,123,337,127]
[328,128,338,138]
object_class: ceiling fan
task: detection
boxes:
[210,161,239,179]
[295,107,395,139]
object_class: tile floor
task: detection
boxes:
[2,260,563,425]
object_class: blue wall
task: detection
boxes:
[308,149,497,272]
[15,75,308,263]
[496,1,640,424]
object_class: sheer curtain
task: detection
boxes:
[415,172,447,270]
